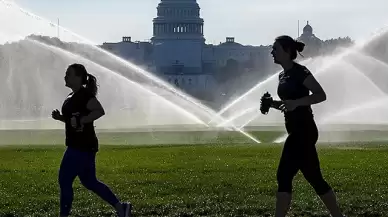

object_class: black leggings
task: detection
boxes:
[277,118,331,195]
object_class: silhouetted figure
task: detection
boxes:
[266,36,344,217]
[51,63,131,217]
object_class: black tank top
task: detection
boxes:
[61,87,98,152]
[277,63,314,122]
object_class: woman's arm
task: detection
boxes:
[80,97,105,124]
[271,100,283,110]
[295,74,326,106]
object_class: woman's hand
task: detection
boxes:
[279,100,299,112]
[51,109,64,122]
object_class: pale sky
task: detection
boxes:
[13,0,388,46]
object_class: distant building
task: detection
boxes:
[297,21,323,57]
[100,0,270,99]
[101,36,153,66]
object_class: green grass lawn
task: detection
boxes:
[0,130,388,216]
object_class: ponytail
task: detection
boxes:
[86,73,98,97]
[68,63,98,96]
[275,35,305,60]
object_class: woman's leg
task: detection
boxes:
[77,152,120,206]
[58,148,79,216]
[300,122,343,217]
[78,152,131,216]
[300,145,343,217]
[275,133,300,217]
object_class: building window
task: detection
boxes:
[188,78,192,85]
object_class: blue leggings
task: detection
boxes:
[59,147,120,216]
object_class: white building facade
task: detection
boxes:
[100,0,270,99]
